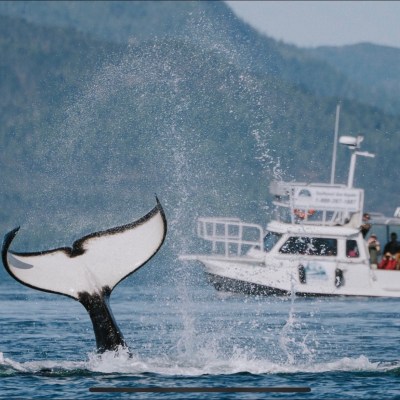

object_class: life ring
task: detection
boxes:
[294,209,315,219]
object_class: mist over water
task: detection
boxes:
[2,12,332,374]
[8,14,281,253]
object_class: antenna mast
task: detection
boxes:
[330,102,341,184]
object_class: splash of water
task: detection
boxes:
[6,7,294,369]
[277,278,317,366]
[0,351,391,377]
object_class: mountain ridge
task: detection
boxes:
[1,1,399,115]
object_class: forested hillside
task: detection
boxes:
[1,1,399,115]
[308,43,400,115]
[0,2,399,260]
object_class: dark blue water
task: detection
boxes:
[1,262,400,399]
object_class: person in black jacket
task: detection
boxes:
[383,232,400,255]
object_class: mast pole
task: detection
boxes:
[330,102,341,184]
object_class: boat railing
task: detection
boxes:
[368,210,400,242]
[270,181,364,226]
[197,217,264,257]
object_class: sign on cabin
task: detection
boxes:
[292,186,362,212]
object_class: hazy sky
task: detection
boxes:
[226,1,400,48]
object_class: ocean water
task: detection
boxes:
[1,262,399,400]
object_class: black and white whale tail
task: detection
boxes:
[2,198,167,353]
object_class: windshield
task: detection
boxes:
[263,231,282,252]
[279,237,337,256]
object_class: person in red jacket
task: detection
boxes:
[378,252,397,270]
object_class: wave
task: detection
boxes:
[1,350,398,377]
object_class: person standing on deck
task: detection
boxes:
[383,232,400,255]
[367,233,380,269]
[360,213,371,238]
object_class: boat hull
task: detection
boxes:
[207,273,288,296]
[196,256,400,298]
[207,273,362,297]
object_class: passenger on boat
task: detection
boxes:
[293,208,315,220]
[383,232,400,255]
[378,252,398,270]
[360,213,371,238]
[346,239,359,258]
[367,234,381,269]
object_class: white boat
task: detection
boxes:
[181,130,400,297]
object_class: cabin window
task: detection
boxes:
[279,237,337,256]
[263,231,282,252]
[346,240,360,258]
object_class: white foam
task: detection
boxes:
[0,352,86,373]
[81,351,399,375]
[1,351,395,376]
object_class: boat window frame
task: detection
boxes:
[346,239,360,258]
[263,231,283,252]
[278,236,338,256]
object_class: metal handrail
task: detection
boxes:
[197,217,264,256]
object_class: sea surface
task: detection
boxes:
[1,262,400,399]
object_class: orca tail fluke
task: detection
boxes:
[1,227,20,270]
[2,200,167,353]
